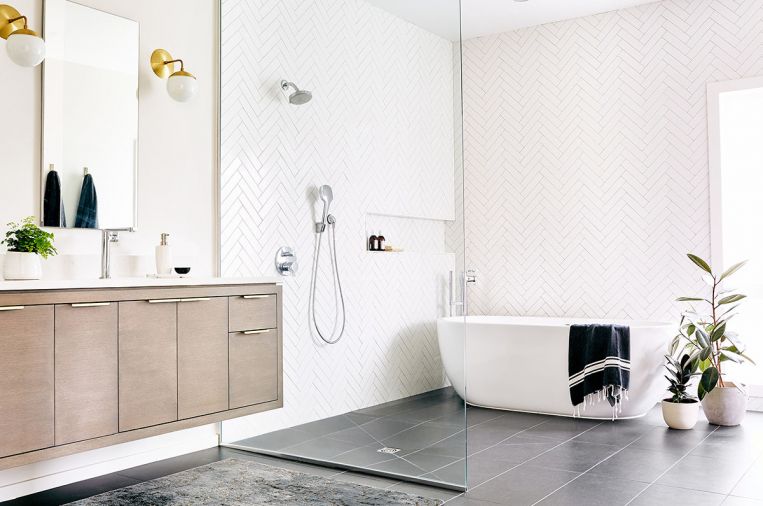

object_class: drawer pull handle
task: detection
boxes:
[180,298,211,302]
[71,302,111,308]
[242,295,271,300]
[242,329,274,335]
[148,299,182,304]
[0,306,24,311]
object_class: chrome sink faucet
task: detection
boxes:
[101,229,132,279]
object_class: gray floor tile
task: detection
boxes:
[522,417,602,441]
[586,446,681,483]
[418,432,467,458]
[331,471,401,489]
[657,454,752,494]
[471,434,559,464]
[296,414,357,437]
[529,440,621,473]
[466,407,505,427]
[477,411,550,432]
[396,451,462,473]
[235,427,313,451]
[358,417,420,440]
[328,445,394,467]
[280,436,361,460]
[629,484,725,506]
[368,457,434,477]
[732,462,763,500]
[325,426,381,446]
[536,472,648,506]
[382,422,463,451]
[628,424,717,455]
[724,497,763,505]
[572,420,655,447]
[467,426,519,453]
[467,464,580,505]
[445,495,502,505]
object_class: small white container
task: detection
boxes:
[155,233,174,275]
[3,251,43,280]
[661,399,699,430]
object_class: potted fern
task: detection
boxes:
[672,254,755,426]
[2,217,57,280]
[661,353,700,429]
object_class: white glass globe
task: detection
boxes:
[6,32,45,67]
[166,73,198,102]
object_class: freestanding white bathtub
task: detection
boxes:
[437,316,675,420]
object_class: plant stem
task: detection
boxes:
[713,276,725,388]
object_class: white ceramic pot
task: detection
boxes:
[661,399,700,430]
[2,251,42,280]
[702,382,748,426]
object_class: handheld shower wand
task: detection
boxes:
[316,185,333,233]
[309,185,346,344]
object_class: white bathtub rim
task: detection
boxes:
[440,315,674,330]
[465,400,654,421]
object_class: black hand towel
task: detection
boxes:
[75,173,98,229]
[568,324,630,416]
[43,169,66,227]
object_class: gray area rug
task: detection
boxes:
[69,458,443,505]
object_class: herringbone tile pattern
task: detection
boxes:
[220,0,460,437]
[456,0,763,321]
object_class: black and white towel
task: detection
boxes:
[568,324,630,418]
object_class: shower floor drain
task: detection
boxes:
[377,447,401,454]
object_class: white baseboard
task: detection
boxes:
[0,424,219,501]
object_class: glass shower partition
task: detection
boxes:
[217,0,468,491]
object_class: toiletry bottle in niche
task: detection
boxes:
[377,232,386,251]
[155,233,173,275]
[369,232,378,251]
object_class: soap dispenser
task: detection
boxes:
[155,233,173,275]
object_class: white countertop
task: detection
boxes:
[0,276,282,292]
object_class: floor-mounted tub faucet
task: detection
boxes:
[449,269,476,316]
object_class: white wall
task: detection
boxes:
[457,0,763,322]
[0,0,218,499]
[0,0,218,278]
[219,0,459,441]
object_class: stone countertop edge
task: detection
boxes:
[0,277,283,292]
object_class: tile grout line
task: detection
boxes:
[720,450,763,504]
[622,425,720,505]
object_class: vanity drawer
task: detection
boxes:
[229,294,277,332]
[229,329,279,409]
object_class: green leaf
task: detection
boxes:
[719,294,746,305]
[720,350,743,363]
[687,254,713,274]
[696,328,710,348]
[676,297,705,302]
[700,346,712,361]
[710,323,726,342]
[719,261,747,282]
[698,367,719,400]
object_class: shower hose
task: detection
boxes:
[309,215,346,344]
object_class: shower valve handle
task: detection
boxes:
[275,246,299,276]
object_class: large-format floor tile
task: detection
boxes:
[529,439,621,473]
[572,420,655,447]
[235,427,314,451]
[280,435,362,460]
[586,446,681,483]
[628,424,717,455]
[522,417,602,441]
[629,484,725,506]
[724,497,763,506]
[466,464,580,505]
[536,472,648,506]
[656,454,752,494]
[731,462,763,500]
[471,434,559,465]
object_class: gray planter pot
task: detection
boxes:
[702,382,748,426]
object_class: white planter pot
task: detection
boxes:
[661,399,699,430]
[702,382,748,426]
[2,251,43,280]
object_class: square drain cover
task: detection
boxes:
[377,447,401,454]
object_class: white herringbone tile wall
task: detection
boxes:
[219,0,460,439]
[458,0,763,322]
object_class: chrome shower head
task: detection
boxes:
[281,80,313,105]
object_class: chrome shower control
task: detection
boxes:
[275,247,299,276]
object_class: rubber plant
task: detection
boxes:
[671,254,755,400]
[2,217,57,258]
[664,353,699,403]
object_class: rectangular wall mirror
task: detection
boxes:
[41,0,139,230]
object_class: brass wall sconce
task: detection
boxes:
[0,4,45,67]
[150,48,198,102]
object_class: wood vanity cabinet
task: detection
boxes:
[0,305,54,458]
[0,283,282,470]
[55,303,118,444]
